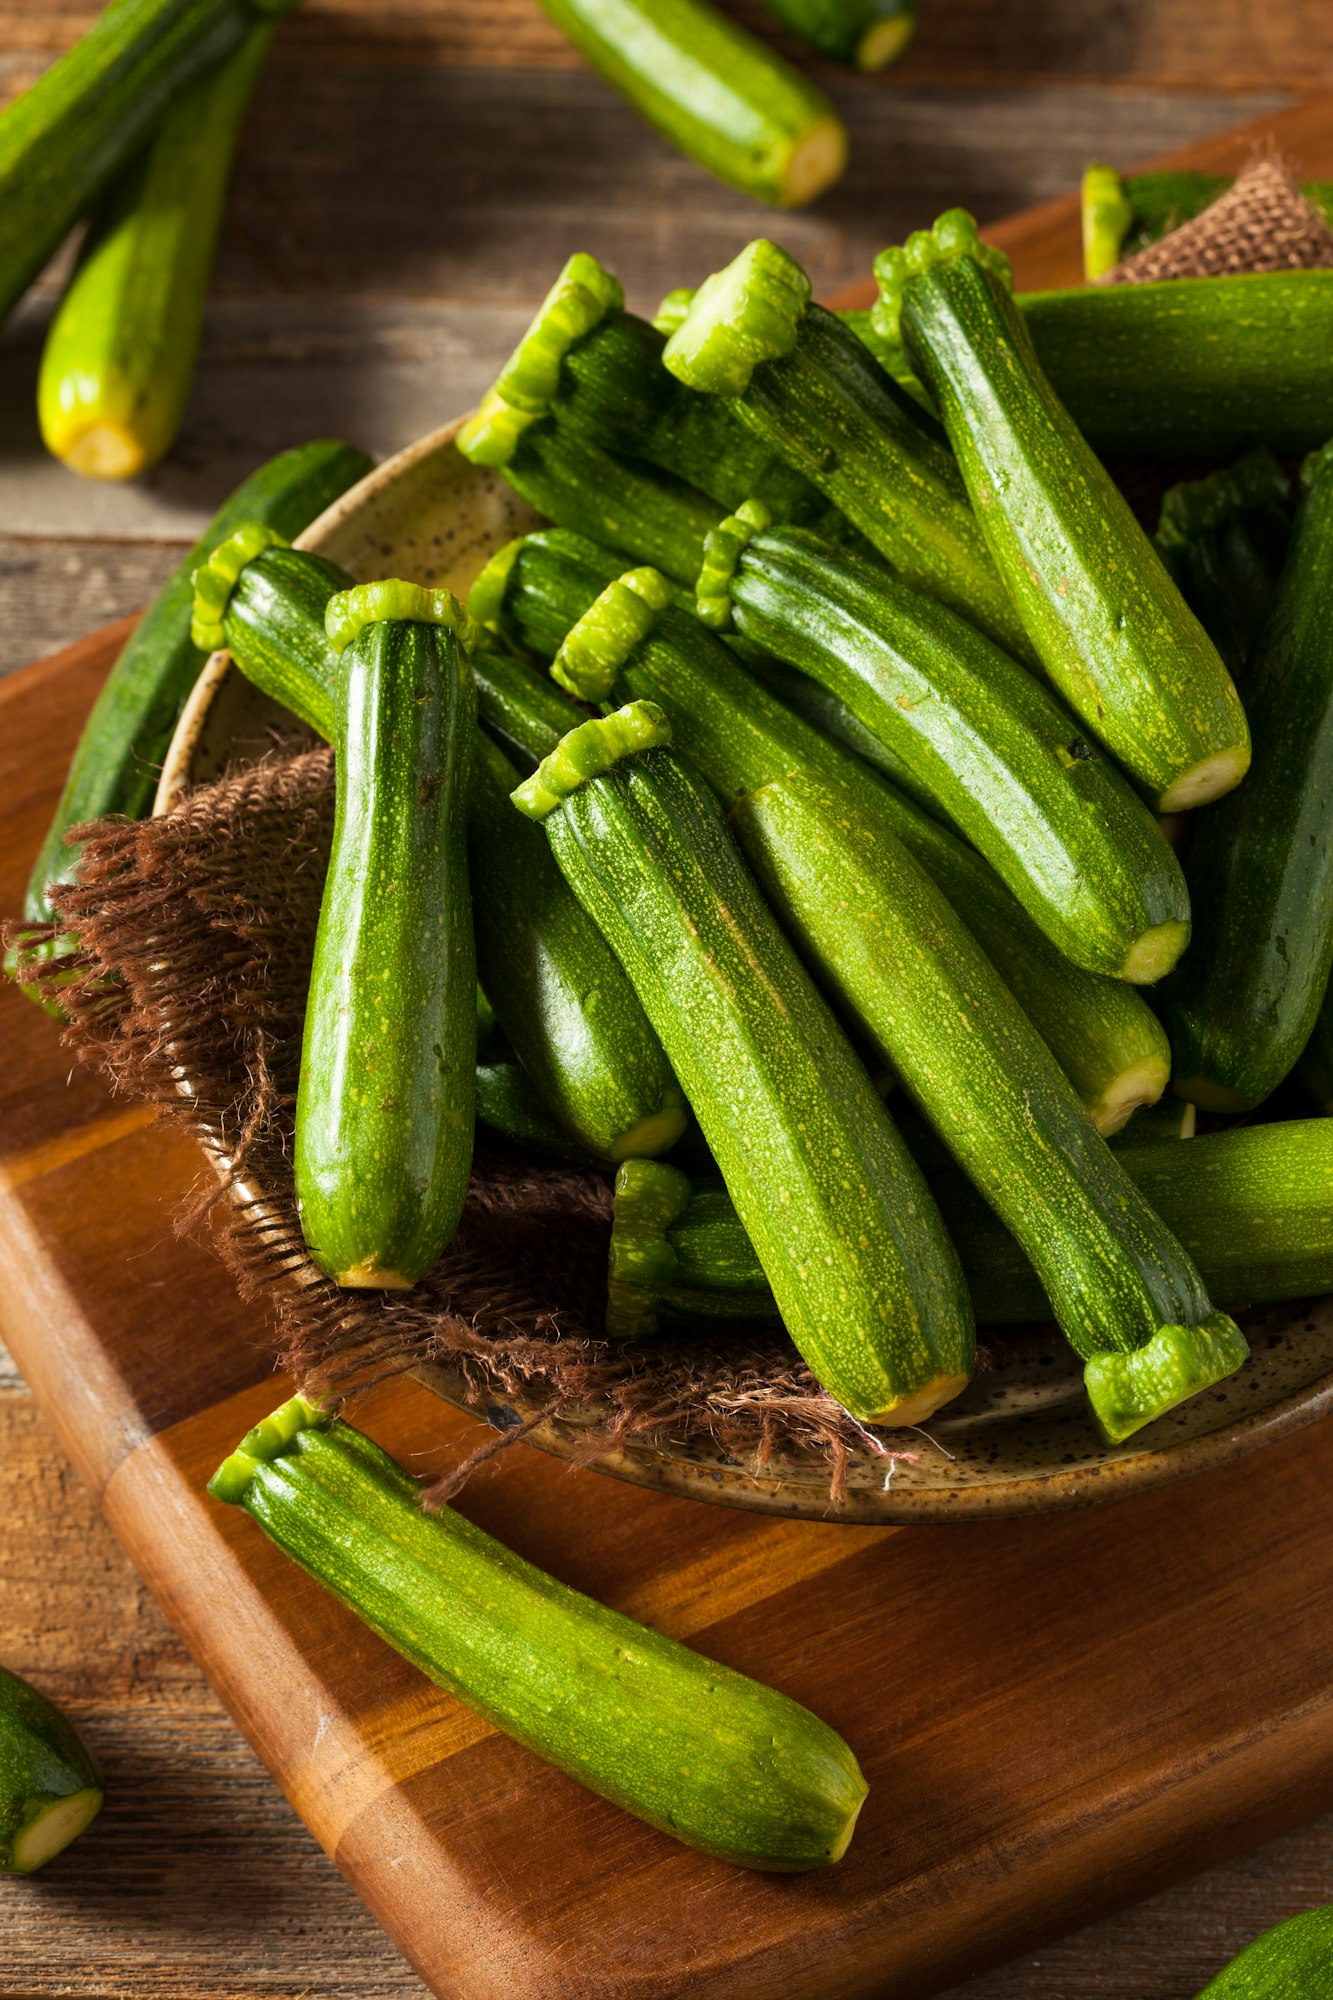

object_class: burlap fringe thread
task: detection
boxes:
[10,153,1332,1503]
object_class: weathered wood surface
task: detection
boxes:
[2,7,1333,1988]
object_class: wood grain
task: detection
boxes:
[5,442,1333,1995]
[3,0,1332,90]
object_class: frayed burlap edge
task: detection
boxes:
[5,746,924,1507]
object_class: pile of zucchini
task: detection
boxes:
[175,222,1333,1462]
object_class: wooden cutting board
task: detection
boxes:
[6,97,1333,2000]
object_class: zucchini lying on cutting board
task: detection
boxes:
[210,1395,868,1869]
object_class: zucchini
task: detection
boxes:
[698,509,1191,983]
[1165,443,1333,1112]
[475,1057,599,1165]
[459,405,724,587]
[13,439,372,980]
[873,211,1250,812]
[1197,1904,1333,1997]
[477,525,1172,1133]
[210,1396,867,1868]
[1155,450,1294,681]
[1020,271,1333,460]
[294,583,476,1288]
[1301,995,1333,1114]
[37,19,273,480]
[469,254,850,536]
[661,241,1034,663]
[198,538,687,1163]
[512,700,975,1426]
[0,1664,103,1875]
[607,1160,772,1337]
[534,0,846,208]
[0,0,294,328]
[1081,164,1333,276]
[648,1120,1333,1328]
[471,734,688,1160]
[1110,1095,1195,1146]
[760,0,914,68]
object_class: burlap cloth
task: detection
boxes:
[10,158,1333,1501]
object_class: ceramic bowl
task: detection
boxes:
[158,417,1333,1524]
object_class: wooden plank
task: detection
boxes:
[0,536,181,676]
[5,581,1333,1998]
[3,0,1332,90]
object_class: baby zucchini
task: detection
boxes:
[697,507,1190,983]
[1165,441,1333,1111]
[513,701,976,1427]
[872,210,1250,810]
[0,1664,103,1874]
[210,1396,868,1869]
[295,583,477,1288]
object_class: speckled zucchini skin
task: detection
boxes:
[471,735,686,1160]
[721,526,1190,980]
[218,542,351,737]
[1165,457,1333,1111]
[0,1663,103,1874]
[888,240,1249,810]
[486,527,1170,1132]
[534,738,974,1424]
[1022,272,1333,460]
[1196,1902,1333,1996]
[739,769,1230,1375]
[501,419,724,584]
[294,617,476,1288]
[210,1400,868,1870]
[716,304,1033,661]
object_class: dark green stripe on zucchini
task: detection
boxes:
[635,1120,1333,1330]
[294,583,477,1288]
[211,1397,868,1869]
[533,0,847,208]
[699,511,1191,982]
[1020,271,1333,460]
[201,537,686,1163]
[1165,442,1333,1112]
[513,701,975,1426]
[479,525,1172,1134]
[0,1664,103,1875]
[661,241,1034,663]
[873,211,1250,812]
[13,440,372,983]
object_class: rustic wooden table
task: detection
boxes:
[2,1,1333,1993]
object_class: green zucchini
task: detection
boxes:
[535,0,846,208]
[0,0,295,329]
[639,1120,1333,1329]
[661,240,1034,662]
[1197,1904,1333,1997]
[760,0,914,67]
[37,19,273,480]
[1020,271,1333,460]
[1301,994,1333,1114]
[1165,443,1333,1112]
[1110,1095,1195,1146]
[294,583,476,1288]
[459,405,723,587]
[468,254,849,536]
[198,538,687,1163]
[873,211,1250,812]
[1081,164,1333,277]
[471,734,688,1160]
[477,525,1172,1134]
[0,1664,103,1875]
[697,509,1191,983]
[12,439,372,987]
[1154,450,1294,681]
[211,1396,866,1868]
[607,1160,772,1337]
[475,1058,599,1164]
[513,701,975,1426]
